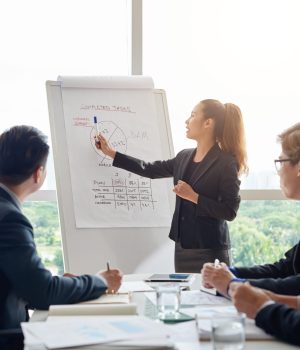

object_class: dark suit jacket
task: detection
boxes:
[234,241,300,294]
[113,144,241,249]
[0,187,107,330]
[256,303,300,345]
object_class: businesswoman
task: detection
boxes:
[96,99,247,272]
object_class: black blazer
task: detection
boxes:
[0,187,107,330]
[235,241,300,294]
[113,144,241,249]
[256,303,300,345]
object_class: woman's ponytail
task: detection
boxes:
[220,103,248,176]
[201,99,248,176]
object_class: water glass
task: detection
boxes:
[211,314,245,350]
[155,284,181,319]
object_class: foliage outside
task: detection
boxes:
[23,202,63,275]
[230,200,300,266]
[23,200,300,274]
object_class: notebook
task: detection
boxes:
[48,303,137,316]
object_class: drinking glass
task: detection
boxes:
[211,314,245,350]
[155,284,181,319]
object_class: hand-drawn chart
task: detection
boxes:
[61,86,172,228]
[93,176,156,211]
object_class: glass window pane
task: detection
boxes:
[23,200,300,273]
[0,0,129,190]
[23,201,63,275]
[229,200,300,266]
[144,0,300,189]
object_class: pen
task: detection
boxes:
[214,258,220,268]
[200,287,217,296]
[106,261,115,294]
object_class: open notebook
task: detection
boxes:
[80,293,130,304]
[47,287,143,317]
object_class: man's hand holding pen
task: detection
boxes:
[99,265,123,294]
[201,261,235,296]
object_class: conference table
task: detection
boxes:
[30,274,298,350]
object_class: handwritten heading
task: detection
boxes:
[80,104,135,113]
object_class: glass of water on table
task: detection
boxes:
[211,313,245,350]
[155,284,181,320]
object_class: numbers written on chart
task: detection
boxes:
[92,177,156,211]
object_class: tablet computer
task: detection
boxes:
[144,273,192,282]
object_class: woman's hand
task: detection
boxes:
[173,180,199,203]
[95,133,116,159]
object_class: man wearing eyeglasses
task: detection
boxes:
[201,122,300,345]
[201,122,300,297]
[274,157,294,172]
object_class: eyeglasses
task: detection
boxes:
[274,158,292,173]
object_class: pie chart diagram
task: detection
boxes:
[90,121,127,163]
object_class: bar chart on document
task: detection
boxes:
[61,85,171,229]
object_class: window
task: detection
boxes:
[143,0,300,189]
[23,202,63,274]
[0,0,130,190]
[1,0,130,272]
[143,0,300,265]
[230,200,300,266]
[2,1,299,271]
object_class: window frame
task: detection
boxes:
[27,189,285,202]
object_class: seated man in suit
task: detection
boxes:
[201,122,300,296]
[230,282,300,346]
[0,126,122,348]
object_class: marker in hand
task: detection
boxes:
[94,116,100,136]
[93,116,102,149]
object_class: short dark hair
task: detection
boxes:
[0,125,49,185]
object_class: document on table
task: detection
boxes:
[22,316,172,349]
[80,293,130,304]
[165,320,199,343]
[118,281,155,293]
[183,305,238,318]
[192,317,274,340]
[181,290,232,305]
[145,290,231,306]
